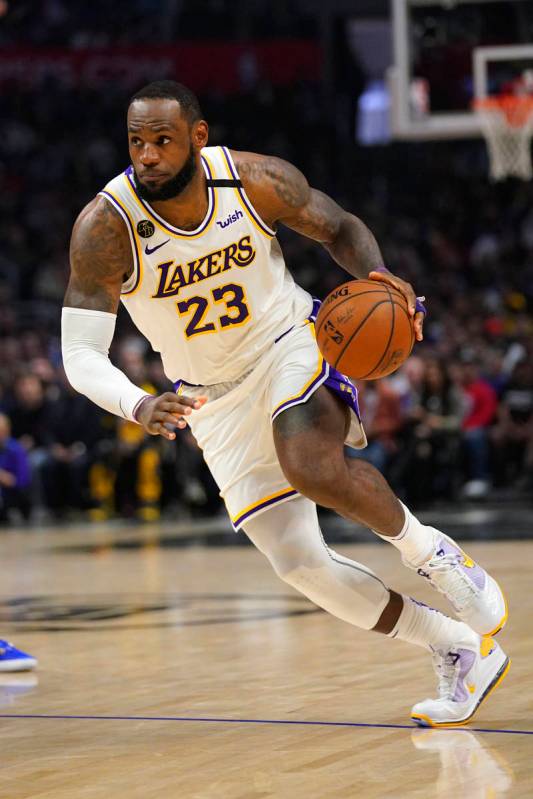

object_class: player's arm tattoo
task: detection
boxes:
[322,208,385,280]
[237,156,309,209]
[281,187,384,279]
[236,152,384,279]
[64,196,132,313]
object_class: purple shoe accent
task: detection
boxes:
[437,538,486,590]
[453,649,476,702]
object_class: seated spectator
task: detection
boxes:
[2,373,53,516]
[0,413,31,523]
[491,360,533,492]
[347,380,404,474]
[41,370,106,518]
[88,342,163,521]
[456,356,498,499]
[395,358,464,503]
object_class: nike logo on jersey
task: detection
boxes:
[152,235,256,299]
[216,209,244,229]
[145,239,170,255]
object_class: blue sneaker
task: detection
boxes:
[0,640,38,672]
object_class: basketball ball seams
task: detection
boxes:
[316,279,414,380]
[358,286,396,379]
[315,289,397,336]
[332,299,391,369]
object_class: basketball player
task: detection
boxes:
[61,81,509,727]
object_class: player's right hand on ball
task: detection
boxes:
[136,393,207,440]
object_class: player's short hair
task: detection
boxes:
[129,80,203,125]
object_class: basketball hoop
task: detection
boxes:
[474,95,533,181]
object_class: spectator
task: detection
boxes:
[89,342,163,520]
[456,356,498,499]
[0,413,31,522]
[3,374,53,515]
[41,370,105,517]
[348,380,404,473]
[395,358,464,503]
[491,360,533,491]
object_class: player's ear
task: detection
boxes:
[192,119,208,149]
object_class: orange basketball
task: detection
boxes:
[315,279,415,380]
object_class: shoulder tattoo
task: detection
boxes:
[238,156,309,209]
[65,197,132,312]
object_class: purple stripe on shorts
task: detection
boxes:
[311,297,361,420]
[173,379,204,392]
[232,489,299,531]
[272,298,362,422]
[324,367,362,421]
[271,359,329,420]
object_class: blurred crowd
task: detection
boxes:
[0,0,315,46]
[1,3,533,524]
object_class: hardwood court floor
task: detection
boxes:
[0,523,530,798]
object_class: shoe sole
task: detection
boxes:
[0,658,38,672]
[411,655,511,728]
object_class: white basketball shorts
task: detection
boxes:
[175,307,367,531]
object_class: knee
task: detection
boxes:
[285,455,384,513]
[245,505,328,580]
[260,533,324,581]
[281,456,348,509]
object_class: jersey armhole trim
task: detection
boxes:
[220,147,276,239]
[98,191,142,296]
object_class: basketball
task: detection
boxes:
[315,279,414,380]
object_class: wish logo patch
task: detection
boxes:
[216,209,244,229]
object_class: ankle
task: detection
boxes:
[389,595,477,651]
[374,502,436,566]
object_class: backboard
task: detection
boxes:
[389,0,533,139]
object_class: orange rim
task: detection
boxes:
[474,95,533,127]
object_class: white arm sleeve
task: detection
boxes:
[61,306,151,422]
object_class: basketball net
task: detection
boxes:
[475,74,533,181]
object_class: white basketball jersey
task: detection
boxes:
[99,146,313,385]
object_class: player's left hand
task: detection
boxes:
[368,269,424,342]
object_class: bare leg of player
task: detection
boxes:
[243,496,509,727]
[273,386,508,640]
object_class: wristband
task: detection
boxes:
[132,395,153,423]
[415,296,427,316]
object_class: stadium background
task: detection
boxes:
[1,0,533,533]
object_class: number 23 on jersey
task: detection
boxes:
[177,282,250,339]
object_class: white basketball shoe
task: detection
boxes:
[406,533,507,636]
[411,635,510,727]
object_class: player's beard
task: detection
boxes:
[133,144,197,201]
